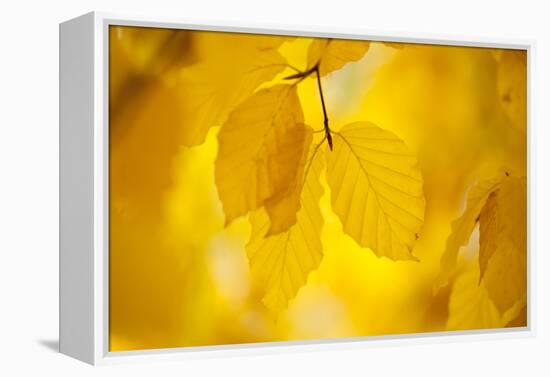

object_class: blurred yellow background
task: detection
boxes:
[109,26,526,351]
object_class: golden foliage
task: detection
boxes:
[109,26,528,350]
[437,176,502,290]
[247,147,325,314]
[439,174,526,315]
[479,176,527,312]
[307,38,371,76]
[215,84,309,226]
[327,122,425,260]
[447,258,525,331]
[479,191,500,281]
[177,32,290,146]
[446,261,504,331]
[213,38,418,315]
[263,127,313,236]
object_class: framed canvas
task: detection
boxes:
[59,11,534,365]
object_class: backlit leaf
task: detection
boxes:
[246,146,325,315]
[326,122,425,260]
[437,173,526,314]
[215,84,309,225]
[478,191,499,281]
[263,129,314,236]
[447,262,503,331]
[307,38,370,77]
[479,176,527,312]
[498,176,527,252]
[178,32,289,146]
[447,259,526,331]
[436,176,502,290]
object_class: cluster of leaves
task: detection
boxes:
[109,27,528,347]
[438,172,527,321]
[173,36,427,315]
[438,50,528,326]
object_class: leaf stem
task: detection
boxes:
[283,65,317,81]
[314,65,333,150]
[285,63,302,74]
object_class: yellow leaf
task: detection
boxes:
[215,84,309,225]
[447,258,526,331]
[479,176,527,312]
[483,237,527,313]
[446,261,505,331]
[263,129,314,236]
[478,191,499,281]
[307,38,370,77]
[498,176,527,252]
[437,173,527,314]
[436,176,502,290]
[326,122,425,260]
[178,32,289,146]
[246,146,325,315]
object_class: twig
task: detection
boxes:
[314,66,333,150]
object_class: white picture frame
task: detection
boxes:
[59,11,535,365]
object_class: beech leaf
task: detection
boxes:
[307,38,370,77]
[215,84,309,225]
[178,32,290,146]
[246,146,325,315]
[326,122,425,260]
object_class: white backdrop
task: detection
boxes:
[0,0,548,375]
